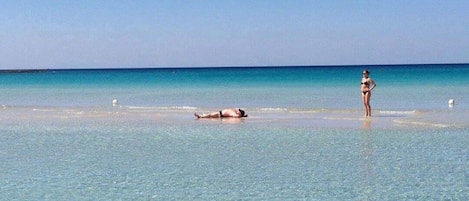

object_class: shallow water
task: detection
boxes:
[0,108,467,200]
[0,65,468,200]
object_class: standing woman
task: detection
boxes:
[361,70,376,117]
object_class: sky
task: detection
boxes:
[1,0,468,69]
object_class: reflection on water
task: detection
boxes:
[363,118,371,130]
[195,117,246,125]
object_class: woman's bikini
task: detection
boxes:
[361,80,370,95]
[219,109,245,118]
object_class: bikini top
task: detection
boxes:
[361,77,373,85]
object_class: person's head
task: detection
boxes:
[363,70,370,77]
[238,109,248,117]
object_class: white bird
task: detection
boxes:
[112,98,119,107]
[448,99,454,108]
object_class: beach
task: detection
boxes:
[0,65,468,200]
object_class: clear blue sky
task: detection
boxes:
[1,0,468,69]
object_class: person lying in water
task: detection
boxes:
[194,108,248,118]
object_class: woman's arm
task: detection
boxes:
[369,79,377,91]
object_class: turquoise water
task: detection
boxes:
[1,65,468,110]
[0,64,468,200]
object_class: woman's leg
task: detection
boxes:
[194,111,221,118]
[365,93,372,117]
[362,93,368,117]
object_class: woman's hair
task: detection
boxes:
[363,70,370,74]
[239,109,247,117]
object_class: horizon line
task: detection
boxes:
[1,62,468,72]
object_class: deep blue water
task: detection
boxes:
[3,64,467,87]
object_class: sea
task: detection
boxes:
[0,64,468,200]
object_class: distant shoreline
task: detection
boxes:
[0,69,50,73]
